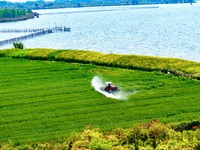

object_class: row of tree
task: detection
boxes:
[0,8,32,18]
[0,0,196,10]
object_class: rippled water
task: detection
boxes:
[0,3,200,62]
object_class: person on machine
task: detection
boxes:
[105,82,114,91]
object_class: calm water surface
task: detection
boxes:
[0,3,200,62]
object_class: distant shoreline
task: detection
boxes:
[0,12,39,23]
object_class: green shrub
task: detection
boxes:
[89,138,113,150]
[13,42,24,49]
[174,120,200,132]
[112,128,127,145]
[148,119,169,148]
[127,124,148,150]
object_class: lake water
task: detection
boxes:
[0,3,200,62]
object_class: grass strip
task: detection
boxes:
[0,48,200,79]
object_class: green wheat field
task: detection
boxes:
[0,49,200,145]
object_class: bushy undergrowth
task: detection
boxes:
[0,48,200,79]
[1,119,199,150]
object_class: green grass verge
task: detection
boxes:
[0,48,200,78]
[0,56,200,146]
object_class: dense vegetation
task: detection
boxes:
[0,8,37,22]
[0,48,200,78]
[13,42,24,49]
[0,49,200,149]
[1,120,200,149]
[0,8,31,18]
[0,0,195,10]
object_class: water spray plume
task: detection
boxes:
[91,76,129,100]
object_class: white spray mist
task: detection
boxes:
[91,76,129,100]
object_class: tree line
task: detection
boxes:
[0,0,196,10]
[0,8,32,18]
